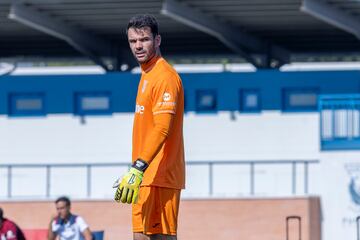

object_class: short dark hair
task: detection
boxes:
[127,14,159,37]
[55,196,71,207]
[0,208,3,220]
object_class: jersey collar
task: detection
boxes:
[141,55,162,73]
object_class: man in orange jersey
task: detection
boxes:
[113,14,185,240]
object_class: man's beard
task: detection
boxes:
[134,46,156,64]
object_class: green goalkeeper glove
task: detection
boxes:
[113,159,149,204]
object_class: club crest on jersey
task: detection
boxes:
[163,92,171,101]
[142,80,148,93]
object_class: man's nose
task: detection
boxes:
[135,41,142,49]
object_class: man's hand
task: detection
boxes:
[113,159,148,204]
[113,168,143,204]
[48,214,58,240]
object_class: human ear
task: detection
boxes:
[155,35,161,47]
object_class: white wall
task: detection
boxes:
[0,111,319,164]
[184,111,319,160]
[0,114,133,164]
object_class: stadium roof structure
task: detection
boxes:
[1,0,360,71]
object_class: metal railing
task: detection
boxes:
[0,160,319,199]
[319,94,360,150]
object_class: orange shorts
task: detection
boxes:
[132,186,181,235]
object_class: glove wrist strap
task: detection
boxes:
[132,159,149,172]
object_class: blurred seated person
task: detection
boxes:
[48,196,92,240]
[0,208,26,240]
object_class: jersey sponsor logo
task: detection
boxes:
[158,92,175,107]
[157,102,176,107]
[141,80,148,93]
[135,104,145,114]
[163,92,171,101]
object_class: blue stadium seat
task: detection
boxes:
[92,231,104,240]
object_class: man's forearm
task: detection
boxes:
[82,228,93,240]
[48,220,55,240]
[139,113,173,162]
[48,229,56,240]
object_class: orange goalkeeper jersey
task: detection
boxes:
[132,56,185,189]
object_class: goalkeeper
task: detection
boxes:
[113,14,185,240]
